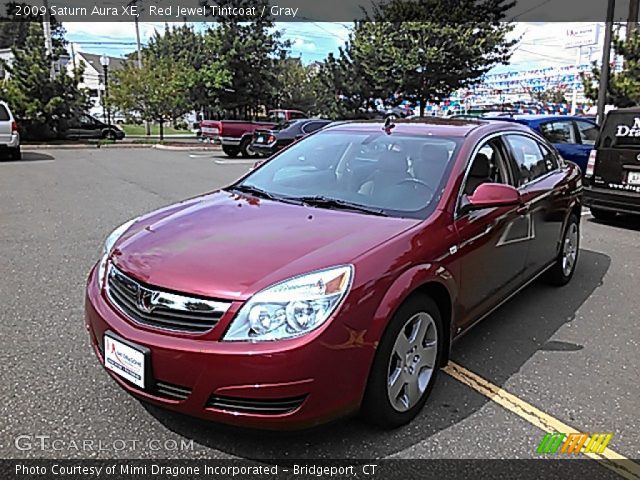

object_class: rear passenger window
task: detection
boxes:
[575,121,598,146]
[540,121,575,144]
[0,105,9,121]
[505,135,552,186]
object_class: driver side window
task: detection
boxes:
[462,140,510,197]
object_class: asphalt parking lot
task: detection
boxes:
[0,148,638,466]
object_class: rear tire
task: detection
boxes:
[590,207,617,222]
[222,145,240,158]
[545,213,579,286]
[239,137,257,158]
[362,294,442,429]
[8,147,21,160]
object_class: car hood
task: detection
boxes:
[111,190,418,300]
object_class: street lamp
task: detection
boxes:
[100,54,111,128]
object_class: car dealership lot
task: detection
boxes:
[0,149,638,463]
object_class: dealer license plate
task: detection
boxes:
[104,334,146,388]
[627,171,640,185]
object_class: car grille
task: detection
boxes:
[106,264,230,333]
[154,381,192,401]
[205,395,306,415]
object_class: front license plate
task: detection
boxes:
[104,334,146,388]
[627,171,640,185]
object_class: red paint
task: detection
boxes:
[86,119,582,429]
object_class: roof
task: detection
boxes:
[326,117,488,137]
[78,52,126,72]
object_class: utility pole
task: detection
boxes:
[597,0,616,125]
[134,16,143,69]
[41,0,54,79]
[628,0,639,38]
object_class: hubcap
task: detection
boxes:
[387,312,438,412]
[562,222,578,276]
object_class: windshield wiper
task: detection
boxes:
[295,196,388,216]
[230,184,299,204]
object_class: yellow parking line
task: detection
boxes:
[444,361,640,480]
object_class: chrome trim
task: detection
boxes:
[106,264,231,333]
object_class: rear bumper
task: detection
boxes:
[0,133,20,148]
[584,185,640,215]
[220,136,242,146]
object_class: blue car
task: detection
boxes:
[490,115,599,174]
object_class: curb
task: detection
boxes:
[153,144,221,151]
[22,143,220,151]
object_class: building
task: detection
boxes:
[67,50,126,108]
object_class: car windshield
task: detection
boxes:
[234,130,460,219]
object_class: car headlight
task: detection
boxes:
[223,265,353,342]
[97,219,137,288]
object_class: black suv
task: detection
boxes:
[584,107,640,220]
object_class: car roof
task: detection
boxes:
[324,117,504,138]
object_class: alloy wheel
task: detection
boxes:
[562,222,578,277]
[387,312,438,412]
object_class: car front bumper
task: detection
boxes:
[584,185,640,215]
[84,265,371,430]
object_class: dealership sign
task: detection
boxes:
[565,24,600,48]
[616,117,640,137]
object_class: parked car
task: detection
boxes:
[251,119,332,157]
[584,107,640,220]
[62,114,125,141]
[0,101,21,160]
[86,118,582,430]
[200,109,307,158]
[492,114,599,174]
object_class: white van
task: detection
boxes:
[0,101,21,160]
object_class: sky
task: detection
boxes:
[63,22,605,75]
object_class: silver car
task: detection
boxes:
[0,101,21,160]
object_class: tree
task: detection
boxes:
[582,28,640,107]
[109,58,193,139]
[203,0,289,118]
[530,86,568,104]
[0,2,66,52]
[351,0,516,116]
[272,57,316,113]
[0,23,89,139]
[144,24,230,118]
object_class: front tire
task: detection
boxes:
[239,137,257,158]
[362,294,442,429]
[545,213,579,286]
[222,145,240,158]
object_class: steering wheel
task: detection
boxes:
[397,178,435,194]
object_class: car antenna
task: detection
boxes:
[383,116,396,134]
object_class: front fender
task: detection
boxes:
[367,263,457,354]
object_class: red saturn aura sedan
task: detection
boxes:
[85,119,582,429]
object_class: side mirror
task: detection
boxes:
[467,183,521,211]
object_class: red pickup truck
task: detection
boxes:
[200,109,307,157]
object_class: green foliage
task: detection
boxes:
[582,29,640,107]
[273,57,316,113]
[0,23,90,139]
[109,57,193,139]
[144,24,230,116]
[0,2,66,53]
[351,0,516,116]
[204,0,289,118]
